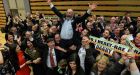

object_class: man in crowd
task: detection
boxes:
[46,0,97,48]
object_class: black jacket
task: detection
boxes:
[77,45,96,75]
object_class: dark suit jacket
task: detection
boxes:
[77,45,96,75]
[42,46,61,74]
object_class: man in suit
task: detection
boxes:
[46,0,97,48]
[42,38,61,75]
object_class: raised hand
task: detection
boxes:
[17,36,21,45]
[46,0,52,4]
[118,52,128,64]
[127,52,135,59]
[88,3,97,10]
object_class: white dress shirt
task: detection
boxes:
[47,48,57,68]
[78,47,86,71]
[60,19,74,39]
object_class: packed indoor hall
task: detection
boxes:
[0,0,140,75]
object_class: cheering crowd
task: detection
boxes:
[0,0,140,75]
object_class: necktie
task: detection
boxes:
[50,48,55,68]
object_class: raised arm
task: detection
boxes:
[107,53,126,75]
[129,60,140,75]
[76,3,97,23]
[46,0,63,19]
[127,53,140,75]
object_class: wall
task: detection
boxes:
[29,0,140,18]
[0,0,6,27]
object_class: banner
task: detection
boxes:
[46,16,58,19]
[89,36,129,56]
[126,38,140,56]
[95,44,114,56]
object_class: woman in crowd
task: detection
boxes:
[25,40,45,75]
[15,44,31,75]
[90,54,124,75]
[65,53,85,75]
[4,32,21,73]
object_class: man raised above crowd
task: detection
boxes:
[46,0,97,48]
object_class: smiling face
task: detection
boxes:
[110,17,116,23]
[114,27,121,36]
[66,9,74,18]
[54,34,61,42]
[47,40,55,49]
[135,33,140,45]
[81,29,89,36]
[86,22,93,29]
[96,55,109,72]
[82,36,89,46]
[103,30,110,39]
[50,25,57,33]
[119,23,125,30]
[27,41,33,48]
[120,35,128,45]
[10,27,17,34]
[124,28,130,35]
[8,34,14,43]
[97,59,107,72]
[25,31,32,39]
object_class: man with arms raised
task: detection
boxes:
[46,0,97,48]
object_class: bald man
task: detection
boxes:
[120,34,128,45]
[46,0,97,48]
